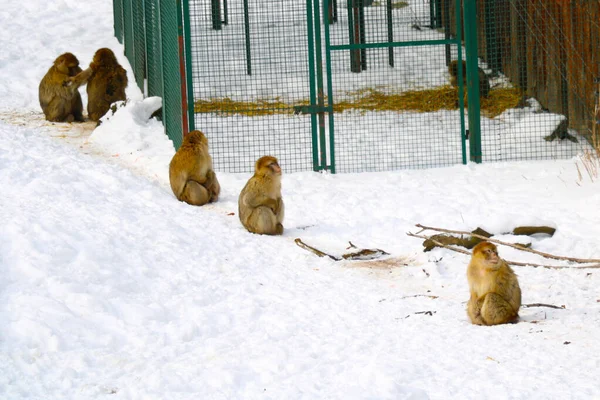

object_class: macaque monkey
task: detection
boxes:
[449,60,490,98]
[39,52,93,122]
[467,242,521,326]
[86,48,128,121]
[238,156,284,235]
[169,130,220,206]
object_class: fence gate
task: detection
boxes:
[185,0,469,173]
[321,0,468,172]
[187,0,328,173]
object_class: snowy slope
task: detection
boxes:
[1,0,600,399]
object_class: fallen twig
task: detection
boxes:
[295,238,390,262]
[294,238,340,261]
[415,224,600,264]
[400,294,439,299]
[522,303,566,309]
[407,232,600,269]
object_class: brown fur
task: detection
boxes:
[467,242,521,326]
[86,48,128,121]
[169,130,220,206]
[39,53,92,122]
[238,156,284,235]
[449,60,490,98]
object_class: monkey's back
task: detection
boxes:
[87,65,127,120]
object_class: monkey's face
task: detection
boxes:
[482,247,501,268]
[268,161,281,175]
[55,53,80,75]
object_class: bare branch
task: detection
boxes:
[522,303,566,309]
[294,238,340,261]
[407,232,600,269]
[415,224,600,264]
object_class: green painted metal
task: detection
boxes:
[386,0,394,67]
[145,0,163,99]
[122,0,134,68]
[243,0,252,75]
[463,0,482,163]
[182,0,195,132]
[113,0,124,44]
[346,0,361,72]
[176,0,189,136]
[211,0,222,30]
[322,0,336,173]
[313,0,328,171]
[132,0,146,92]
[484,0,500,74]
[160,0,184,149]
[330,39,457,50]
[455,0,467,165]
[305,0,319,171]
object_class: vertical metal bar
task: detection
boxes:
[386,0,394,67]
[348,0,361,72]
[176,0,189,136]
[223,0,228,25]
[464,0,482,163]
[314,0,328,170]
[359,0,366,70]
[211,0,222,30]
[328,0,334,24]
[484,0,500,74]
[444,0,451,67]
[243,0,252,75]
[182,0,195,132]
[332,0,338,22]
[322,0,336,173]
[429,0,435,28]
[455,0,466,165]
[306,0,319,170]
[434,0,442,27]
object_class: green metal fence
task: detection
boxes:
[114,0,186,149]
[115,0,598,173]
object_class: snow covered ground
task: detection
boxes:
[1,1,600,399]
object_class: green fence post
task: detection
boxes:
[313,0,328,170]
[211,0,222,30]
[455,0,467,165]
[182,0,195,132]
[243,0,252,75]
[322,0,336,173]
[463,0,482,163]
[176,0,189,136]
[306,0,319,171]
[386,0,394,67]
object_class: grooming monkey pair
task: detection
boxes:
[39,48,127,123]
[169,130,284,236]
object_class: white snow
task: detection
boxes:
[1,0,600,399]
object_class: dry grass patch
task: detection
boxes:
[194,86,524,117]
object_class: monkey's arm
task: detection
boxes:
[242,192,278,211]
[467,296,486,325]
[64,68,93,89]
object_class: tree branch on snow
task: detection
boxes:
[407,232,600,269]
[415,224,600,264]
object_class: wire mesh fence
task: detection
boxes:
[187,0,317,173]
[442,0,597,163]
[115,0,598,174]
